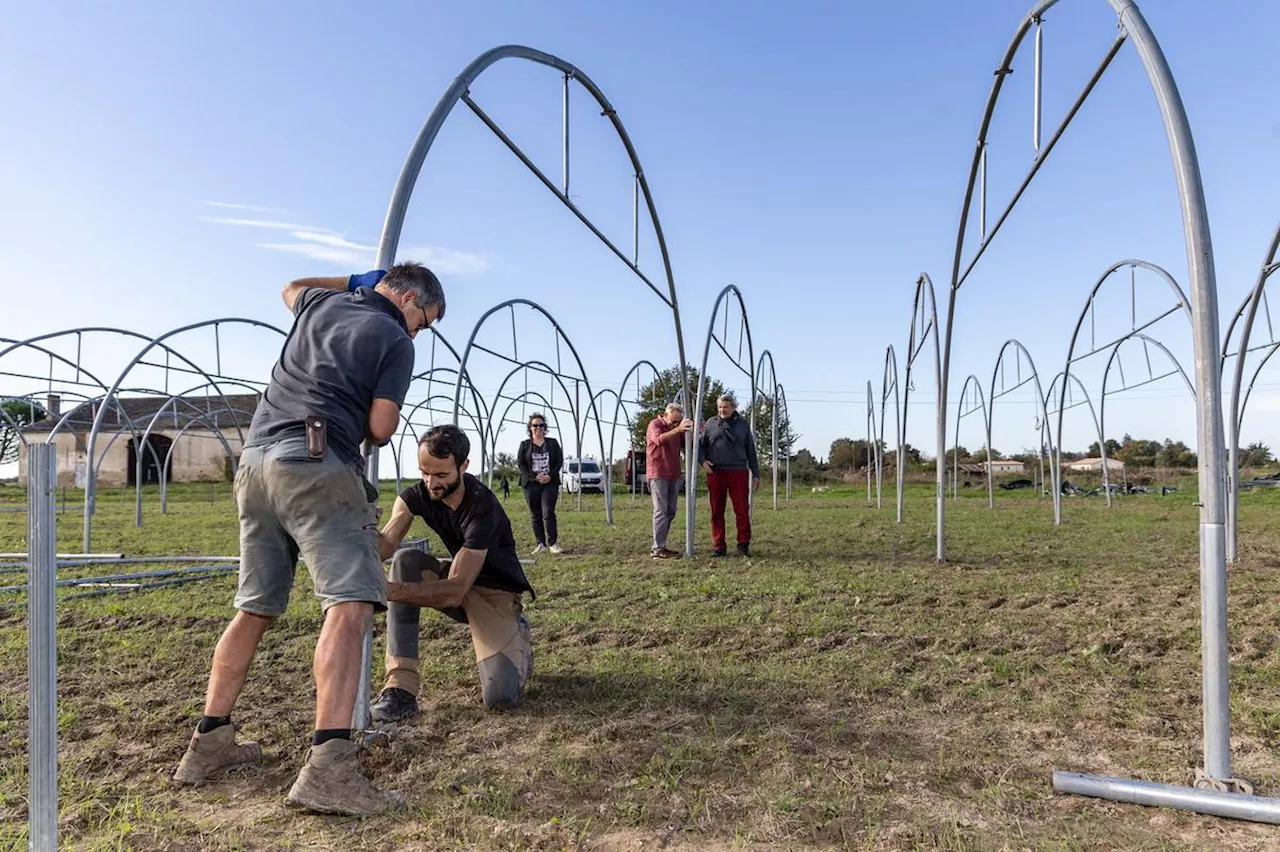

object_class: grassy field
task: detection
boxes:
[3,478,1280,850]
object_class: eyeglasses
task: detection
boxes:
[530,423,547,429]
[414,301,434,334]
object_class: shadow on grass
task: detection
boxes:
[522,671,760,720]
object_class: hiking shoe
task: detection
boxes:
[653,548,682,559]
[711,548,727,558]
[531,543,547,555]
[549,543,564,554]
[172,724,261,785]
[737,543,751,557]
[285,738,406,815]
[370,687,420,723]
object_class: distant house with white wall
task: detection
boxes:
[17,392,260,487]
[1065,456,1126,474]
[979,459,1026,475]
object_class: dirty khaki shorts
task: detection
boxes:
[233,437,384,615]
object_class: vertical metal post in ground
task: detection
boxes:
[350,611,373,731]
[352,448,378,732]
[28,443,58,852]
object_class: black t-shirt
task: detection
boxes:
[399,473,535,597]
[246,287,415,467]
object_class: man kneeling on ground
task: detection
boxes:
[370,424,536,722]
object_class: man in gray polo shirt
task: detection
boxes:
[172,263,444,816]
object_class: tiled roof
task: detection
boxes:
[23,393,261,432]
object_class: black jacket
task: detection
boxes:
[517,437,563,487]
[698,412,760,477]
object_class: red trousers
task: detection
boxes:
[707,468,751,549]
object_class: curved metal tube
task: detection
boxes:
[1095,332,1194,507]
[80,319,286,551]
[755,350,780,510]
[865,380,877,505]
[0,335,210,496]
[1044,371,1110,505]
[157,409,253,514]
[940,0,1230,790]
[899,274,943,556]
[483,355,608,520]
[951,375,991,507]
[374,45,691,492]
[989,339,1059,522]
[394,392,487,495]
[1054,260,1190,523]
[610,360,665,496]
[132,380,263,525]
[1226,224,1280,562]
[777,384,792,501]
[489,389,566,477]
[591,386,623,517]
[880,346,901,515]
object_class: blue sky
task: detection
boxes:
[2,1,1279,477]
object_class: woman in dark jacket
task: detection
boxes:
[516,412,564,554]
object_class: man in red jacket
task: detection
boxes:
[646,402,693,558]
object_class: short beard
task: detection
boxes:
[429,476,463,502]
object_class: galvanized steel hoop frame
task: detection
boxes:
[899,274,943,545]
[608,359,669,497]
[879,346,901,514]
[372,44,692,494]
[1223,223,1280,562]
[1097,331,1195,487]
[1054,261,1192,520]
[776,383,792,501]
[939,0,1238,814]
[987,340,1059,521]
[452,299,609,521]
[755,350,781,510]
[73,319,287,552]
[686,285,757,558]
[864,380,878,505]
[1043,371,1110,504]
[951,375,992,506]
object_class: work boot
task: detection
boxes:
[172,724,262,785]
[711,548,727,558]
[737,542,751,557]
[285,738,406,815]
[370,687,420,723]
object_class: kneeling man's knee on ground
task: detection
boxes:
[478,653,523,710]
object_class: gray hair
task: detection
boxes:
[717,392,737,406]
[665,401,685,414]
[382,262,446,320]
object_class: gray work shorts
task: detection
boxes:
[233,437,385,615]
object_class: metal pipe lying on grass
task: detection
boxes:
[63,572,238,601]
[0,552,125,560]
[0,555,240,574]
[0,564,238,593]
[1053,772,1280,824]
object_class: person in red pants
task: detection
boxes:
[697,392,761,557]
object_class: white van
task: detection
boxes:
[562,457,605,493]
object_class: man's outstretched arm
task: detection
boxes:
[387,548,485,609]
[376,496,415,561]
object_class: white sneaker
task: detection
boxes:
[549,543,563,554]
[531,544,547,555]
